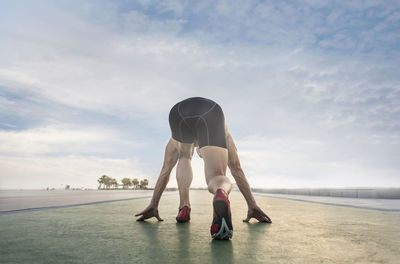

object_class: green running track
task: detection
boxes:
[1,190,400,263]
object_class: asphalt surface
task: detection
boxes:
[0,190,154,212]
[254,192,400,212]
[1,189,399,213]
[1,190,399,263]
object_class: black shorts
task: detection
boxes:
[169,97,227,149]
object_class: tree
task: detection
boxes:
[98,175,109,189]
[122,178,132,189]
[132,178,139,189]
[110,178,118,189]
[140,179,149,189]
[103,176,113,189]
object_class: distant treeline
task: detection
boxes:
[97,175,149,190]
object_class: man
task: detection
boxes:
[135,97,271,240]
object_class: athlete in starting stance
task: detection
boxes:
[135,97,271,240]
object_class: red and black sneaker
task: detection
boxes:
[176,205,191,223]
[210,188,233,240]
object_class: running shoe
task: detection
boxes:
[176,205,191,223]
[210,188,233,240]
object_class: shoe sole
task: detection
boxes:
[212,200,233,240]
[176,218,190,223]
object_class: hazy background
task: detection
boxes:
[0,0,399,189]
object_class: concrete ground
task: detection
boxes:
[0,190,155,212]
[1,190,399,263]
[255,193,400,211]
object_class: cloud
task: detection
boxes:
[0,155,148,189]
[0,125,140,156]
[0,0,399,188]
[0,124,153,189]
[236,134,400,188]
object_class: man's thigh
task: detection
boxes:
[178,142,194,159]
[200,146,228,183]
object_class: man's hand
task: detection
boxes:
[135,204,163,221]
[243,204,272,223]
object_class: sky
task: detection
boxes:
[0,0,399,189]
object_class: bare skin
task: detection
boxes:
[200,146,231,194]
[225,129,271,223]
[135,127,272,223]
[176,143,194,208]
[135,138,179,221]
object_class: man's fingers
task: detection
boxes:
[260,211,268,217]
[255,215,264,222]
[136,215,146,221]
[265,215,272,222]
[136,208,164,221]
[260,211,272,223]
[254,208,272,223]
[154,210,164,221]
[260,216,271,223]
[135,209,148,216]
[256,213,272,223]
[243,215,251,222]
[134,212,143,217]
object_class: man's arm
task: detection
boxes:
[226,130,272,223]
[226,131,256,206]
[135,138,179,221]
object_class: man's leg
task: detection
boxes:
[176,143,194,208]
[200,145,233,239]
[200,146,231,194]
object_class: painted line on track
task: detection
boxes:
[0,192,177,215]
[254,192,400,212]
